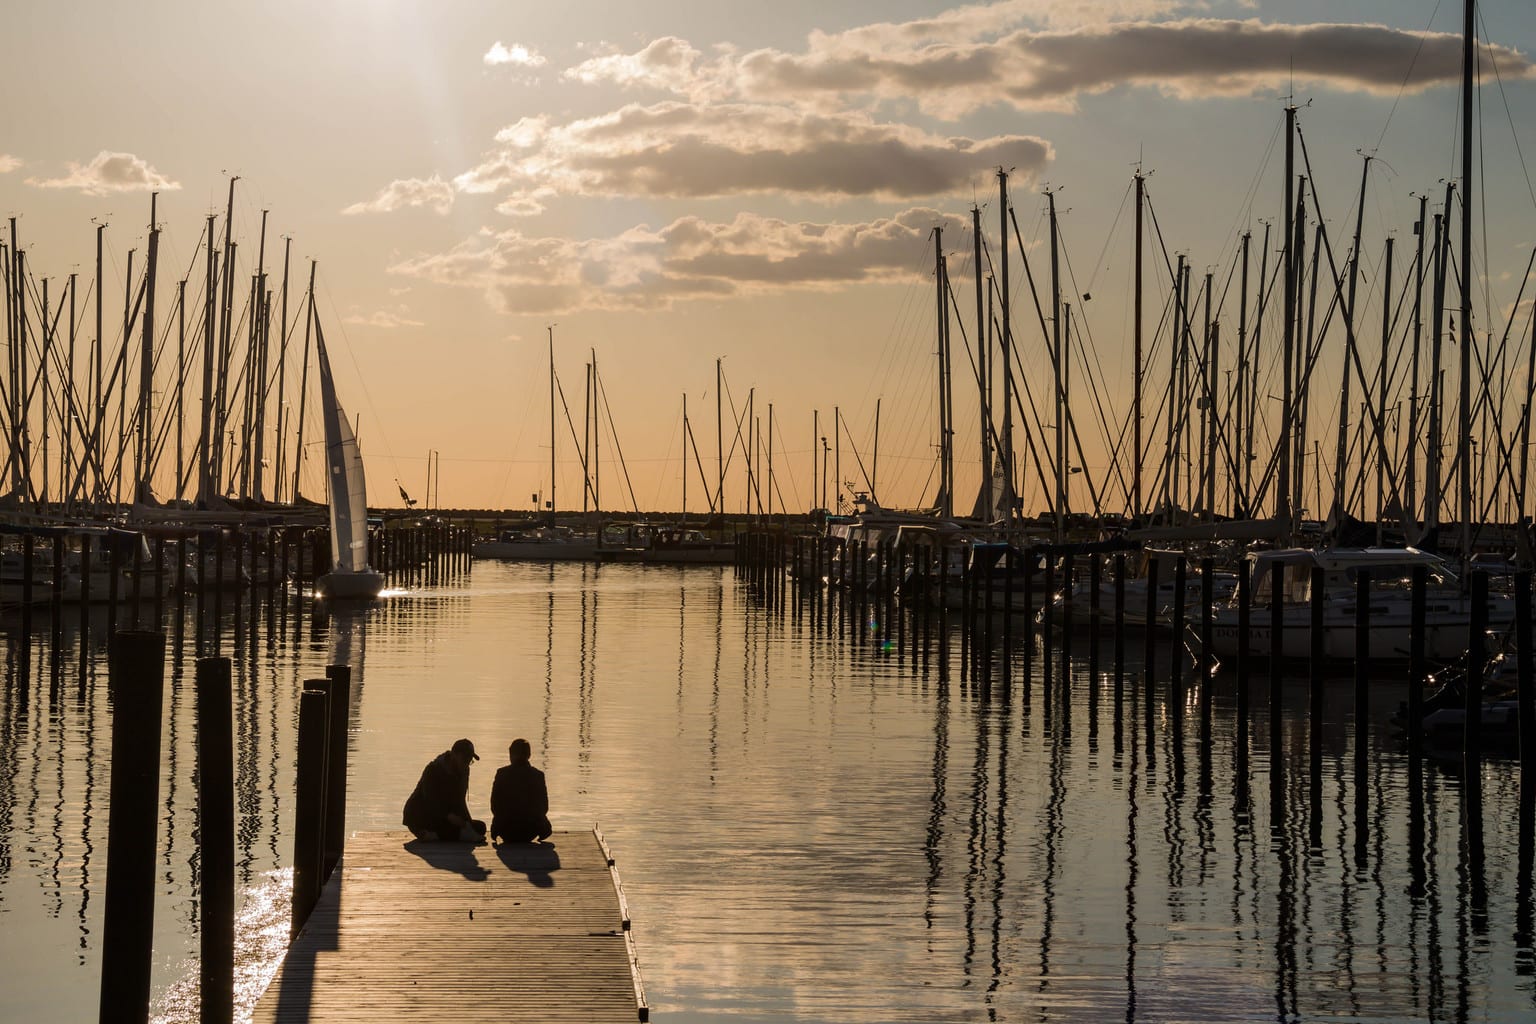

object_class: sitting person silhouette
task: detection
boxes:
[490,738,552,843]
[403,738,487,842]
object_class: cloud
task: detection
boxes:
[563,36,712,96]
[342,308,425,328]
[567,16,1533,118]
[484,41,547,68]
[453,102,1051,203]
[0,155,20,174]
[342,174,455,215]
[27,151,180,195]
[389,207,974,315]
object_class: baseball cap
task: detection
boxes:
[452,738,480,761]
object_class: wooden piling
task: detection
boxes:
[98,630,166,1024]
[322,664,353,882]
[292,685,331,937]
[197,656,235,1024]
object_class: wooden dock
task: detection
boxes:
[252,830,647,1023]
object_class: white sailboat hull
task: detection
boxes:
[317,568,385,600]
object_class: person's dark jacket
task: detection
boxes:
[490,761,549,841]
[403,751,470,834]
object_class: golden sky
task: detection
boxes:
[4,0,1534,516]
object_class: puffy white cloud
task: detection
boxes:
[567,16,1533,118]
[389,207,976,315]
[564,36,710,95]
[342,175,455,215]
[484,41,547,68]
[454,102,1051,203]
[27,151,179,195]
[0,155,20,173]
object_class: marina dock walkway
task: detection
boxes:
[252,830,647,1023]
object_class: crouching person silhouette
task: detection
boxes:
[490,738,552,844]
[403,738,487,842]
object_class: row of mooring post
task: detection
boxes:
[3,521,473,657]
[94,628,356,1024]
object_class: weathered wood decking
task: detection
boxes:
[252,829,647,1023]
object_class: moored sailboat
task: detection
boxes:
[313,318,384,600]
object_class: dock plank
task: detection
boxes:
[251,830,644,1023]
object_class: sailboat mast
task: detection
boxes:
[1458,0,1475,560]
[1248,224,1269,513]
[1377,237,1394,539]
[592,348,600,515]
[94,221,105,504]
[1279,105,1297,533]
[1335,156,1371,522]
[1166,255,1184,517]
[934,227,952,517]
[716,357,723,515]
[1429,194,1451,532]
[4,219,16,500]
[1134,171,1144,520]
[1408,195,1427,530]
[40,278,50,506]
[273,236,292,502]
[768,402,776,517]
[582,359,592,514]
[811,408,818,513]
[998,168,1014,522]
[1049,189,1064,541]
[175,278,184,502]
[214,177,237,494]
[118,248,133,503]
[66,273,77,505]
[1523,299,1536,514]
[290,261,315,505]
[1235,231,1250,515]
[973,206,991,518]
[198,215,215,504]
[136,194,159,502]
[870,399,877,507]
[683,393,689,520]
[1198,270,1210,515]
[548,325,556,524]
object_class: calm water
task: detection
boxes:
[1,559,1534,1022]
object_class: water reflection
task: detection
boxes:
[1,562,1535,1020]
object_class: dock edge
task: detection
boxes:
[595,825,650,1023]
